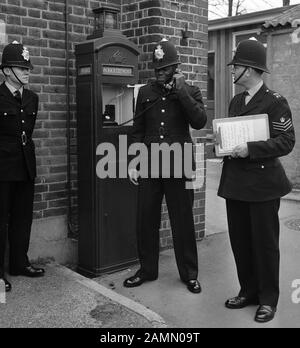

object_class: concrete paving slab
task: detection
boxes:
[96,222,300,328]
[95,159,300,328]
[0,264,165,328]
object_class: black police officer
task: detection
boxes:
[123,39,207,293]
[218,39,295,322]
[0,41,45,292]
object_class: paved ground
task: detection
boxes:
[1,159,299,328]
[0,264,165,328]
[95,160,300,328]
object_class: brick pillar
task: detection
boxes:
[122,0,208,247]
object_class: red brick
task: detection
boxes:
[49,199,68,208]
[49,147,67,156]
[28,9,41,18]
[50,77,66,85]
[49,165,68,174]
[44,191,66,201]
[41,48,66,59]
[49,2,65,12]
[7,15,21,25]
[6,25,28,35]
[43,207,67,218]
[42,11,64,21]
[50,130,67,138]
[0,4,27,16]
[33,130,50,139]
[49,183,67,192]
[33,202,48,211]
[22,17,47,28]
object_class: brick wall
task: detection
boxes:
[0,0,208,253]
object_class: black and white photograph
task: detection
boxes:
[0,0,299,332]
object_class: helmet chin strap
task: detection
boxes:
[10,67,25,87]
[234,67,248,84]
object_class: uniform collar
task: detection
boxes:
[237,83,268,115]
[246,80,263,99]
[0,82,32,108]
[5,81,23,96]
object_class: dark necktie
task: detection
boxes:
[14,90,22,104]
[241,90,249,106]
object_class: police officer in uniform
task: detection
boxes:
[0,42,45,292]
[123,39,207,293]
[218,39,295,322]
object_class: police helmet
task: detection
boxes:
[152,38,181,70]
[228,38,269,73]
[0,41,33,70]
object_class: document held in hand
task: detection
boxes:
[213,114,270,157]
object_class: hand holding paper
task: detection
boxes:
[231,143,249,158]
[212,114,270,157]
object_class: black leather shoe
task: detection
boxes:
[255,305,276,323]
[123,274,156,288]
[10,265,45,278]
[1,277,12,292]
[225,296,258,309]
[186,280,202,294]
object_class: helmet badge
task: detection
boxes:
[154,45,165,61]
[22,46,30,61]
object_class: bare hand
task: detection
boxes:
[231,143,249,158]
[174,71,185,90]
[206,132,219,145]
[128,168,139,185]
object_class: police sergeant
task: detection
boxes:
[0,41,45,292]
[218,39,295,322]
[123,39,207,293]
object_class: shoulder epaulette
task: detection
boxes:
[266,89,283,100]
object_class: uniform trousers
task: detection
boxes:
[0,181,34,277]
[226,198,280,307]
[137,178,198,282]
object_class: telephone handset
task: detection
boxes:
[164,68,185,91]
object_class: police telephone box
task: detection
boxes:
[75,7,141,276]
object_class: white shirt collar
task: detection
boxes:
[5,81,23,96]
[246,80,263,98]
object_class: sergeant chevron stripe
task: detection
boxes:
[272,118,293,131]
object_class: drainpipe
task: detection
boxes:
[65,0,73,237]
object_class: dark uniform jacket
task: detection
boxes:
[131,81,207,178]
[218,84,295,202]
[0,83,38,181]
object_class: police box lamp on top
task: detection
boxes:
[0,41,33,70]
[227,37,269,73]
[88,6,120,39]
